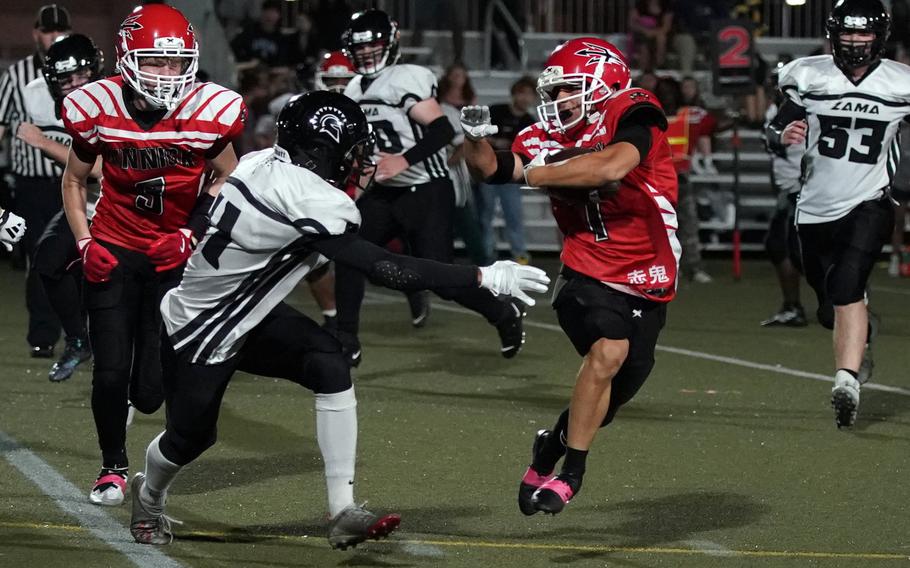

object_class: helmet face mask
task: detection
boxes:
[116,5,199,110]
[536,38,630,134]
[826,0,891,71]
[341,10,400,77]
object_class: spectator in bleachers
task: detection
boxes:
[230,0,303,70]
[680,76,719,175]
[628,0,674,72]
[655,77,712,283]
[475,76,536,265]
[672,0,730,71]
[634,71,659,93]
[307,0,354,54]
[438,63,477,109]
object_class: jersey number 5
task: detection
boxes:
[816,115,887,164]
[135,177,165,215]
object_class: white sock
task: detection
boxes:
[141,431,182,510]
[315,388,357,518]
[322,308,337,318]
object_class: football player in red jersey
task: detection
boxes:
[60,4,246,506]
[462,38,679,515]
[315,50,357,94]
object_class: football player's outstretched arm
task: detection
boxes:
[309,232,549,306]
[460,105,524,183]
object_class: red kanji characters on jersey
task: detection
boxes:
[62,77,246,252]
[514,86,680,302]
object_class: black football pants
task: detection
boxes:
[84,240,181,467]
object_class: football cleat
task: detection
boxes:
[89,466,128,506]
[496,299,526,359]
[760,304,808,327]
[531,472,582,515]
[518,429,554,516]
[407,290,431,328]
[48,337,92,382]
[130,473,179,545]
[832,369,861,429]
[327,503,401,550]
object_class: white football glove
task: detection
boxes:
[460,105,499,141]
[479,260,550,306]
[0,209,26,252]
[522,149,551,187]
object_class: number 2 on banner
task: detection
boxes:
[718,26,750,68]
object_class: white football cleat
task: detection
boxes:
[831,370,860,429]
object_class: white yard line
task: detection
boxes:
[0,430,183,568]
[364,291,910,396]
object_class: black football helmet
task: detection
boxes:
[826,0,891,70]
[275,91,375,189]
[43,34,103,103]
[341,9,400,76]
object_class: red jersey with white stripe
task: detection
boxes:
[512,88,680,302]
[62,77,246,251]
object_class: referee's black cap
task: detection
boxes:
[35,4,71,32]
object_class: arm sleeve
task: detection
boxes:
[765,97,807,151]
[402,115,455,165]
[486,150,518,184]
[308,232,479,291]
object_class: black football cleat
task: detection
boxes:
[496,299,526,359]
[518,429,554,516]
[407,290,431,328]
[760,304,808,327]
[49,336,92,382]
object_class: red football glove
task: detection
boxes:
[77,237,119,283]
[147,228,194,272]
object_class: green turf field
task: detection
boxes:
[1,258,908,567]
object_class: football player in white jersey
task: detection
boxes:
[767,0,901,428]
[335,9,530,366]
[129,91,549,549]
[16,34,102,382]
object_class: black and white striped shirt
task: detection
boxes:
[0,54,61,178]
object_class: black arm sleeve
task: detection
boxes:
[765,97,807,151]
[186,192,216,242]
[610,119,652,161]
[308,232,478,291]
[402,115,455,166]
[486,150,517,184]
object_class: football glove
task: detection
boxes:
[147,228,195,273]
[479,260,550,306]
[0,209,26,252]
[77,237,119,283]
[522,149,551,188]
[460,105,500,141]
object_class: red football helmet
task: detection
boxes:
[536,37,631,133]
[315,51,356,94]
[115,4,199,110]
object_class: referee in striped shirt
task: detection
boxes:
[0,5,70,357]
